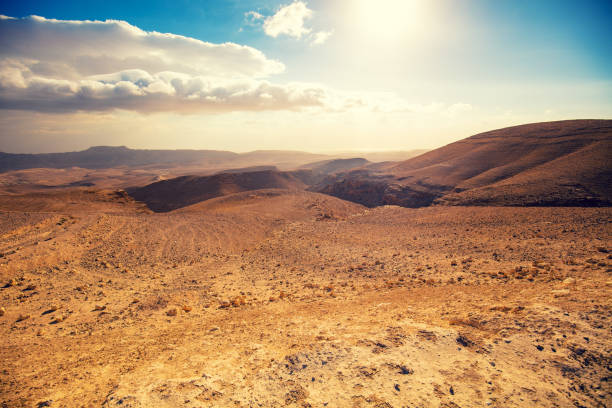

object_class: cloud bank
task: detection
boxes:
[0,15,467,116]
[0,15,332,113]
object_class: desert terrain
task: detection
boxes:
[0,121,610,407]
[320,120,612,208]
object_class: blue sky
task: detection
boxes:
[0,0,610,152]
[4,0,610,79]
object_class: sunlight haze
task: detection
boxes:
[0,0,610,153]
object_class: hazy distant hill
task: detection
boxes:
[331,150,428,163]
[0,147,345,173]
[235,150,331,169]
[318,120,612,207]
[0,146,239,172]
[299,158,370,174]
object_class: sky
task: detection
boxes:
[0,0,611,153]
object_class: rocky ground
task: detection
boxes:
[0,189,610,407]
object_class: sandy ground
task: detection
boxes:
[0,189,610,407]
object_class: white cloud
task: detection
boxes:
[244,11,264,26]
[0,15,338,113]
[262,1,313,38]
[0,15,470,118]
[247,3,333,45]
[0,15,284,78]
[310,30,333,46]
[0,59,331,113]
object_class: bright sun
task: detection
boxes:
[349,0,432,45]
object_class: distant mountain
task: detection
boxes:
[317,120,612,207]
[329,150,429,163]
[214,165,278,174]
[0,146,239,172]
[0,147,343,173]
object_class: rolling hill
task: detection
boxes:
[0,146,239,172]
[299,157,370,174]
[127,170,307,212]
[317,120,612,207]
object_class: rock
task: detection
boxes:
[456,335,473,347]
[231,296,246,307]
[166,308,177,316]
[562,277,576,286]
[16,314,30,322]
[397,365,413,375]
[93,305,106,311]
[0,307,5,316]
[51,315,66,324]
[182,305,192,312]
[284,384,308,405]
[551,289,570,297]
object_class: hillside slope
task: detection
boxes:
[128,170,306,212]
[299,158,370,174]
[318,120,612,207]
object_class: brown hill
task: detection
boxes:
[128,170,307,212]
[176,188,365,222]
[0,147,335,174]
[0,146,239,172]
[299,157,370,174]
[318,120,612,207]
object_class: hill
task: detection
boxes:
[317,120,612,207]
[299,157,369,174]
[327,149,429,162]
[0,146,239,172]
[128,170,307,212]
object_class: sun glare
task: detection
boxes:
[349,0,432,45]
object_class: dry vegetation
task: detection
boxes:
[0,188,610,407]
